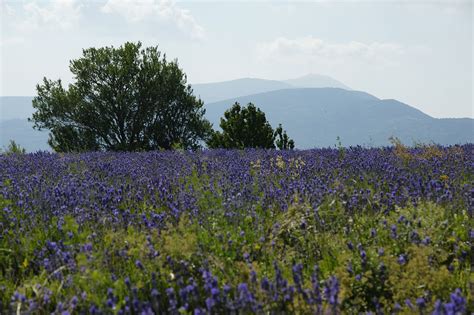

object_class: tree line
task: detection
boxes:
[30,42,294,152]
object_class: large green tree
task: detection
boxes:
[207,102,294,149]
[31,42,211,152]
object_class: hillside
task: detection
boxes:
[0,96,35,120]
[192,78,294,103]
[192,74,349,103]
[205,88,473,148]
[0,96,50,151]
[0,118,50,152]
[284,74,350,90]
[1,87,473,151]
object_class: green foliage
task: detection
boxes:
[160,216,199,260]
[1,140,26,155]
[335,136,345,159]
[208,102,294,149]
[274,124,295,150]
[2,199,471,313]
[30,41,212,152]
[1,159,472,313]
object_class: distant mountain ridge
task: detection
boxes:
[284,74,350,90]
[205,88,473,148]
[192,78,293,104]
[0,96,50,151]
[192,74,349,103]
[1,75,472,151]
[0,118,50,151]
[0,96,36,121]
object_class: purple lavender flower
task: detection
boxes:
[346,262,353,275]
[370,228,376,237]
[432,300,443,315]
[324,276,339,306]
[397,254,408,265]
[421,236,431,245]
[166,287,177,312]
[416,297,426,310]
[135,259,144,270]
[347,241,354,251]
[206,297,215,311]
[378,247,385,256]
[390,224,398,239]
[261,277,270,291]
[391,302,401,313]
[448,288,466,313]
[70,295,78,307]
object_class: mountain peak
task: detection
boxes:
[191,75,350,104]
[284,74,350,90]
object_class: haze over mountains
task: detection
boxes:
[1,74,472,151]
[205,89,473,148]
[192,74,349,103]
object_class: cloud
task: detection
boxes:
[101,0,205,39]
[19,0,83,31]
[257,36,405,66]
[1,2,16,16]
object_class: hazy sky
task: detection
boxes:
[1,0,472,118]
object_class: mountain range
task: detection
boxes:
[192,74,349,103]
[1,74,472,151]
[205,88,473,148]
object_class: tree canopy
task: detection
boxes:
[31,42,211,152]
[1,140,26,155]
[275,124,295,150]
[207,102,294,149]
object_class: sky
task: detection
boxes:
[0,0,472,118]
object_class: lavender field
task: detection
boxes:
[1,145,473,314]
